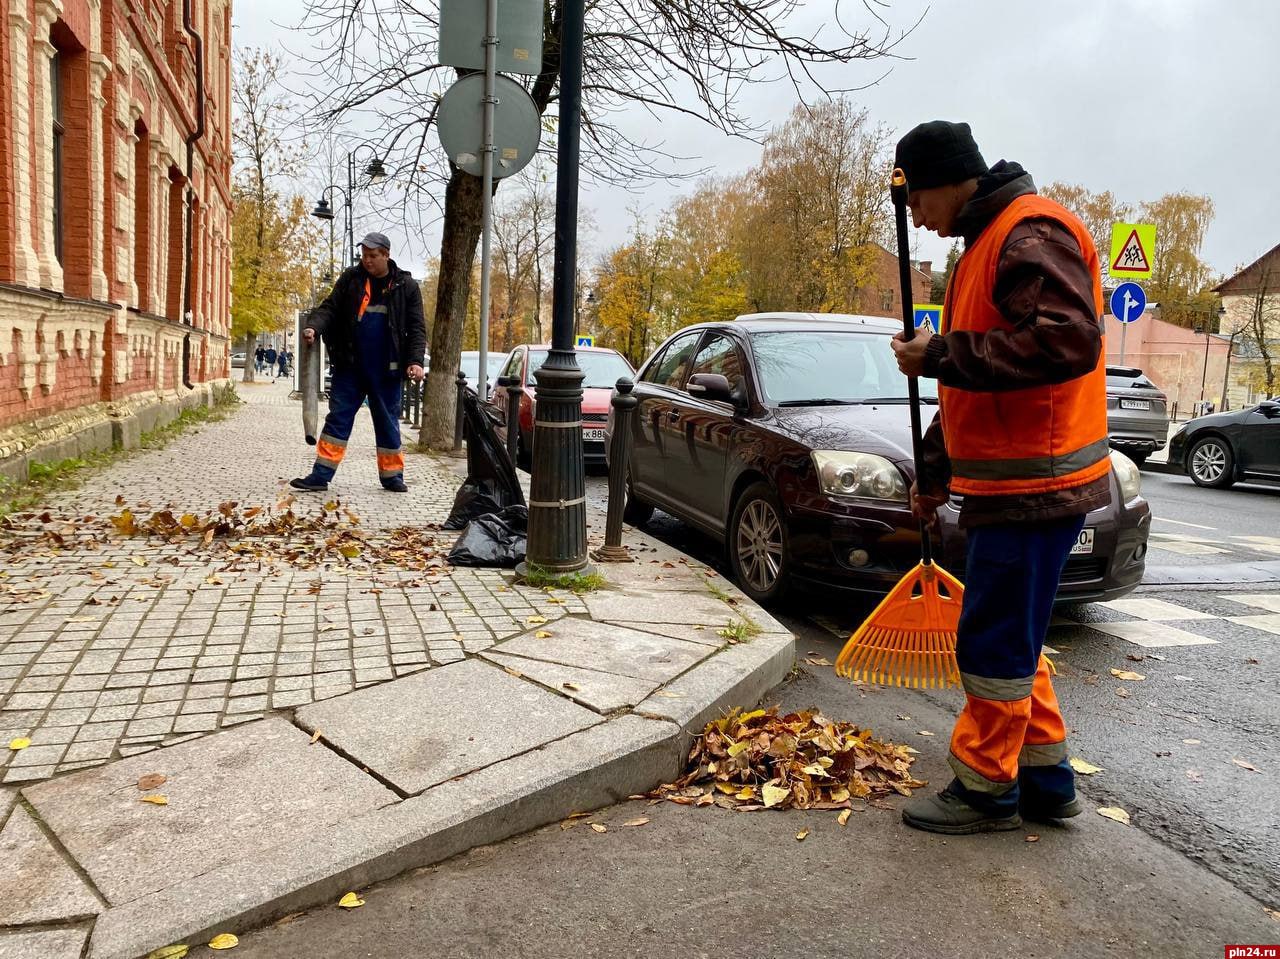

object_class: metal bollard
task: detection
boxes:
[498,375,522,465]
[594,377,637,563]
[453,370,468,452]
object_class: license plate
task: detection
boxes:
[583,428,605,442]
[1071,528,1095,555]
[1119,399,1151,411]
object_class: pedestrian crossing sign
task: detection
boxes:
[576,335,594,348]
[1109,223,1156,279]
[912,304,943,335]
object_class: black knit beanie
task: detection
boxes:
[894,121,988,192]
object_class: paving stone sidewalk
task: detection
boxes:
[0,379,795,959]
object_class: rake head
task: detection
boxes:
[835,561,964,689]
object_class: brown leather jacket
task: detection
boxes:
[918,161,1111,528]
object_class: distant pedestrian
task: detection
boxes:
[291,232,426,493]
[264,346,278,374]
[277,350,289,379]
[255,346,265,373]
[889,121,1108,836]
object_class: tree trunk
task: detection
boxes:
[241,333,257,383]
[418,168,487,449]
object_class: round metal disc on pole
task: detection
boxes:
[437,74,541,179]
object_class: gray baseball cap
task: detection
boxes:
[359,231,391,252]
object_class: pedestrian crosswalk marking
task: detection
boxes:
[1088,621,1219,648]
[1152,517,1217,531]
[1228,593,1280,614]
[1099,598,1216,621]
[1149,539,1229,556]
[1227,613,1280,636]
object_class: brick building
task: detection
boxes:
[0,0,233,480]
[854,247,932,319]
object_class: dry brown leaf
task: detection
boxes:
[274,912,305,927]
[803,657,832,667]
[1025,834,1040,843]
[1110,668,1145,681]
[917,730,935,737]
[622,817,650,827]
[1183,738,1201,745]
[837,809,852,827]
[1097,806,1130,825]
[310,730,322,745]
[562,682,580,691]
[140,794,169,806]
[1115,686,1130,698]
[795,828,810,841]
[590,823,607,834]
[1266,907,1280,922]
[137,773,167,791]
[1232,758,1259,772]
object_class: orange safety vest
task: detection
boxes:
[940,194,1109,497]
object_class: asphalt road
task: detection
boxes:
[232,467,1280,958]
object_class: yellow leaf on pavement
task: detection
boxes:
[1266,907,1280,922]
[795,828,810,841]
[762,783,790,808]
[535,630,552,639]
[622,818,649,827]
[208,933,239,950]
[527,616,548,625]
[140,794,168,805]
[310,729,322,744]
[7,738,31,751]
[590,823,607,834]
[146,946,189,959]
[837,809,852,827]
[1097,806,1131,825]
[132,556,148,567]
[338,892,365,909]
[1109,668,1145,681]
[1069,757,1103,776]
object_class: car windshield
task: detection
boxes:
[460,353,507,383]
[749,330,939,406]
[527,350,633,388]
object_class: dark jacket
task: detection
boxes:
[306,260,427,373]
[918,160,1111,527]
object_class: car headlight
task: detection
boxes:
[1110,450,1142,501]
[812,451,908,502]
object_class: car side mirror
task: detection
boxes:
[1259,401,1280,416]
[687,373,737,406]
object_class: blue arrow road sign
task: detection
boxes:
[1110,282,1146,324]
[575,335,594,348]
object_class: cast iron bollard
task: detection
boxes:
[453,370,468,452]
[594,376,637,563]
[498,374,522,465]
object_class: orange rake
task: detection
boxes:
[835,560,963,688]
[835,167,964,689]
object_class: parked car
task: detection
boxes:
[1105,365,1170,466]
[608,313,1151,606]
[231,351,246,369]
[459,351,510,398]
[1166,398,1280,488]
[491,344,635,467]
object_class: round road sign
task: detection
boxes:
[437,74,542,179]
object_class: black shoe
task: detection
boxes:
[290,476,329,492]
[902,785,1022,835]
[1020,796,1083,822]
[381,478,409,493]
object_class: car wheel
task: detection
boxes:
[729,482,792,605]
[622,472,654,526]
[1188,436,1235,488]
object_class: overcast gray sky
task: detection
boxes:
[233,0,1280,281]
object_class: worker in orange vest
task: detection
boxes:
[890,121,1110,834]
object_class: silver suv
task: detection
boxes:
[1106,365,1170,467]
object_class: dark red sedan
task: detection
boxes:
[608,314,1152,606]
[491,344,635,467]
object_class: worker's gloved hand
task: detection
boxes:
[407,364,425,382]
[909,481,947,527]
[302,328,316,345]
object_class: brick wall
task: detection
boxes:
[0,0,232,449]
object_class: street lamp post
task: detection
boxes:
[1196,304,1228,413]
[521,0,590,576]
[310,147,388,273]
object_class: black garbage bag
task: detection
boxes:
[447,505,528,567]
[443,389,525,530]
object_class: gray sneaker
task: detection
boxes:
[1021,796,1083,822]
[902,786,1023,835]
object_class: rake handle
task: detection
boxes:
[890,168,933,567]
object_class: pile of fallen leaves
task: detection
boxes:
[0,495,446,575]
[651,706,926,814]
